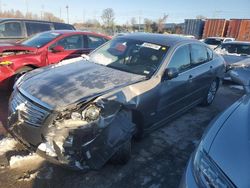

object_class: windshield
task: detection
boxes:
[88,38,169,76]
[204,38,222,45]
[215,43,250,56]
[21,32,61,48]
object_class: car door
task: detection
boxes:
[155,44,195,123]
[47,34,86,64]
[188,43,215,101]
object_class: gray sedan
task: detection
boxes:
[6,33,225,170]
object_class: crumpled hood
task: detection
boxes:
[0,43,37,53]
[19,59,145,109]
[208,95,250,188]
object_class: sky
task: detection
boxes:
[1,0,250,24]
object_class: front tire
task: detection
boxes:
[201,79,219,106]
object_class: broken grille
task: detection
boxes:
[10,91,50,127]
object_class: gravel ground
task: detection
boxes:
[0,83,244,188]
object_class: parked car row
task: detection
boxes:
[201,37,235,49]
[1,27,249,187]
[200,37,250,80]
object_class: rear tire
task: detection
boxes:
[110,140,131,165]
[201,79,219,106]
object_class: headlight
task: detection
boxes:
[82,105,101,122]
[71,112,82,120]
[193,146,235,188]
[0,61,13,66]
[70,104,101,122]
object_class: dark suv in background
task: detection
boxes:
[0,18,75,42]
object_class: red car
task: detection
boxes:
[0,30,111,90]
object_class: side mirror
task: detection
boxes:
[51,45,65,53]
[164,68,179,80]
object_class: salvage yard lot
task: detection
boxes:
[0,83,243,188]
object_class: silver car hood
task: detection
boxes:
[208,95,250,188]
[19,60,145,109]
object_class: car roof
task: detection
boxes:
[118,33,196,46]
[0,18,72,25]
[222,41,250,45]
[39,30,110,38]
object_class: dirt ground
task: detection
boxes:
[0,83,244,188]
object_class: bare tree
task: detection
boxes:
[196,15,207,19]
[101,8,115,29]
[157,14,168,33]
[144,18,153,33]
[43,12,64,22]
[0,9,63,22]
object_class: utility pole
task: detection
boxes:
[66,5,69,24]
[25,0,29,15]
[82,9,85,24]
[138,16,141,32]
[41,4,44,20]
[59,7,62,20]
[138,10,142,32]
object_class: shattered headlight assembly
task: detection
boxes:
[71,104,101,122]
[193,145,235,188]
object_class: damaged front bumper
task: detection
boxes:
[7,91,135,170]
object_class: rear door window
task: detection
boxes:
[190,44,208,65]
[167,45,191,72]
[87,35,107,49]
[25,22,52,36]
[0,22,23,37]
